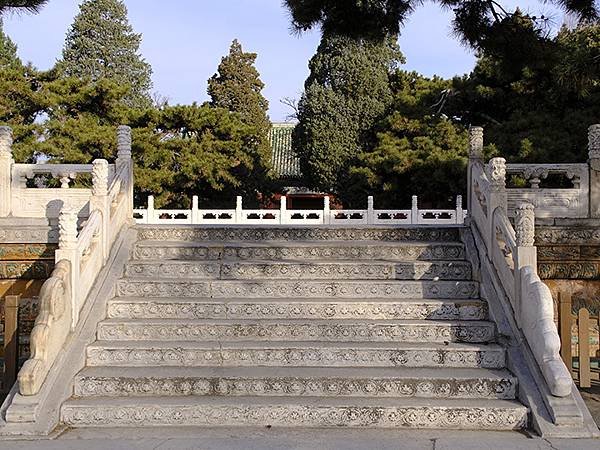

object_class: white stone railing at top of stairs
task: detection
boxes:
[467,126,576,398]
[134,194,468,226]
[14,126,134,396]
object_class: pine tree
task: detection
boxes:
[294,33,403,192]
[0,18,19,68]
[208,39,270,135]
[60,0,152,108]
[0,0,48,14]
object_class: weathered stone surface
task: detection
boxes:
[136,226,461,243]
[0,243,56,260]
[538,262,600,280]
[107,299,488,321]
[74,367,517,399]
[96,319,496,343]
[535,226,600,245]
[0,260,54,279]
[132,242,466,262]
[86,342,506,369]
[115,279,480,299]
[124,261,472,281]
[60,397,528,429]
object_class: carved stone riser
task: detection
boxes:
[535,227,600,245]
[74,375,517,400]
[107,300,488,321]
[115,280,480,300]
[538,262,600,280]
[0,260,54,279]
[132,244,466,262]
[0,226,59,244]
[0,243,56,260]
[136,227,461,243]
[86,346,506,369]
[61,401,527,430]
[97,321,496,344]
[124,261,473,281]
[537,245,600,261]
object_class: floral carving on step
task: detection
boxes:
[61,403,527,429]
[535,227,600,245]
[538,262,599,280]
[135,227,461,243]
[107,300,487,321]
[97,321,495,344]
[0,261,54,279]
[124,261,472,281]
[87,346,505,369]
[133,243,465,262]
[0,227,60,244]
[116,280,480,299]
[75,375,516,400]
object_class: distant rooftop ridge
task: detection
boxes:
[269,122,301,179]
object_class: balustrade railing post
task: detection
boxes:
[0,126,14,217]
[191,196,199,224]
[467,126,484,217]
[323,196,330,225]
[3,294,20,392]
[116,125,134,221]
[486,157,507,253]
[91,159,110,262]
[588,124,600,218]
[367,196,374,225]
[514,202,537,322]
[280,196,287,225]
[236,196,243,224]
[147,195,155,224]
[411,195,419,225]
[455,195,464,224]
[55,203,80,329]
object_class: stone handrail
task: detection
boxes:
[135,194,467,226]
[16,126,134,396]
[502,124,600,219]
[0,127,121,219]
[467,126,572,397]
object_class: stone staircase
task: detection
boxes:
[61,226,528,429]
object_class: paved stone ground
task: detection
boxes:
[0,427,598,449]
[581,383,600,429]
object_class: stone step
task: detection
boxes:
[73,366,518,400]
[132,241,466,262]
[115,279,480,300]
[124,260,473,281]
[107,298,488,321]
[135,226,462,243]
[61,396,528,430]
[97,319,496,343]
[86,341,506,369]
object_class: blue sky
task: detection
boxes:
[4,0,563,121]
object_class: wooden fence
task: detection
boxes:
[557,292,600,388]
[0,295,20,394]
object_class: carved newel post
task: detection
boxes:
[116,125,134,220]
[0,126,14,217]
[484,157,507,251]
[588,124,600,218]
[467,126,484,216]
[92,159,110,261]
[514,202,537,322]
[55,203,80,329]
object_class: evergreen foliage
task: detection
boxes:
[294,33,403,192]
[0,0,48,14]
[346,72,469,208]
[208,39,270,135]
[284,0,599,49]
[448,20,600,163]
[60,0,152,108]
